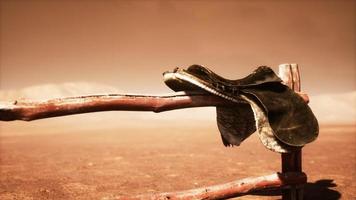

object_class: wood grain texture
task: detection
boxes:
[117,172,307,200]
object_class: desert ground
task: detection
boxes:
[0,122,355,200]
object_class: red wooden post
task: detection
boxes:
[279,63,304,200]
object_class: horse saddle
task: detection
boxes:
[163,65,319,153]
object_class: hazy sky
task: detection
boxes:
[1,0,355,95]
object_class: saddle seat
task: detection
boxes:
[163,65,318,153]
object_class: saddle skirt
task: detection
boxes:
[163,65,319,153]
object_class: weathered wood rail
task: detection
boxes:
[122,172,307,200]
[0,92,308,122]
[0,92,235,121]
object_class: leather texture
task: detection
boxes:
[163,65,319,153]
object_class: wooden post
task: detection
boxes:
[279,63,304,200]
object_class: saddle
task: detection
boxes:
[163,65,319,153]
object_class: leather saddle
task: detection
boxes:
[163,65,319,153]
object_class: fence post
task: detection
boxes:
[279,63,304,200]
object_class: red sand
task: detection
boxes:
[0,124,355,199]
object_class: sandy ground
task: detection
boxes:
[0,123,355,200]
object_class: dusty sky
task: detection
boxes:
[1,0,355,95]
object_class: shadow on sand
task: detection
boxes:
[304,179,341,200]
[249,179,341,200]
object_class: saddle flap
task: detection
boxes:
[216,105,256,147]
[242,83,319,147]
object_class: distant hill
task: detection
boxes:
[0,82,123,101]
[309,91,356,124]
